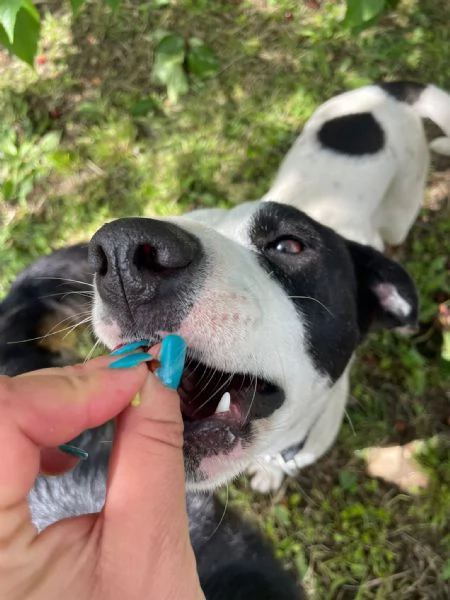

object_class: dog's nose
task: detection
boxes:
[89,218,204,322]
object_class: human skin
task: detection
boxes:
[0,356,204,600]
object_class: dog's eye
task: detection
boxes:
[270,237,302,255]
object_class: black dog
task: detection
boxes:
[1,243,305,600]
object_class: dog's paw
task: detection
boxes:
[247,462,285,494]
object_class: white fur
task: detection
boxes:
[262,83,450,251]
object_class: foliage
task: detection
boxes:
[151,32,219,102]
[0,1,400,67]
[343,0,400,29]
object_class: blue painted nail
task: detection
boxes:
[109,353,153,369]
[156,334,186,389]
[59,443,89,460]
[110,340,150,356]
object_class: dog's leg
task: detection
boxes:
[375,136,429,246]
[247,458,287,494]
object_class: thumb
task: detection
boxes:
[101,371,195,594]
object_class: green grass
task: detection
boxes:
[1,1,450,598]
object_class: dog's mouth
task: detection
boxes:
[179,357,281,425]
[114,341,284,453]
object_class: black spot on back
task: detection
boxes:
[378,80,425,104]
[318,112,384,156]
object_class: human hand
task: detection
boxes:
[0,343,204,600]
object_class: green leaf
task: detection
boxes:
[0,0,22,43]
[130,98,157,117]
[104,0,121,10]
[165,65,188,103]
[2,179,14,200]
[69,0,86,14]
[154,33,185,68]
[344,0,386,28]
[442,330,450,362]
[151,33,188,102]
[273,505,291,527]
[187,38,219,78]
[0,1,41,66]
[441,559,450,581]
[338,470,358,492]
[38,132,61,153]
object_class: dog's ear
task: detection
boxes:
[346,240,419,334]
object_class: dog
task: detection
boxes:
[172,80,450,493]
[2,79,444,595]
[2,205,417,598]
[2,246,305,599]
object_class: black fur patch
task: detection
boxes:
[318,112,385,156]
[378,80,425,104]
[0,244,92,376]
[250,203,418,381]
[251,202,360,382]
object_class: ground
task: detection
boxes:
[0,1,449,598]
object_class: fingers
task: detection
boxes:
[100,372,196,597]
[0,362,147,512]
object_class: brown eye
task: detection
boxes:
[274,238,302,255]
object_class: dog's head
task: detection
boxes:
[89,201,418,490]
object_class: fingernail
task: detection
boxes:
[110,340,150,356]
[59,443,89,460]
[109,353,153,369]
[156,334,186,389]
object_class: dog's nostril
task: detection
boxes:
[92,245,108,277]
[133,243,166,273]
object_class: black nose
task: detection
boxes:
[89,217,205,333]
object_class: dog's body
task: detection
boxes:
[2,80,447,595]
[264,81,450,250]
[176,80,450,492]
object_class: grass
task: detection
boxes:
[1,0,449,597]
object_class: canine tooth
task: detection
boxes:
[215,391,231,414]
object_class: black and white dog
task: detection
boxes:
[1,80,449,597]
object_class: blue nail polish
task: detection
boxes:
[156,335,186,389]
[110,340,150,356]
[109,353,153,369]
[59,443,89,460]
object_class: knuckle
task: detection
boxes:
[133,417,184,453]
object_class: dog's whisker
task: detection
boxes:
[192,372,235,417]
[36,276,95,288]
[190,365,222,410]
[193,361,215,389]
[39,291,95,300]
[344,409,356,436]
[206,484,229,542]
[287,295,334,317]
[6,311,93,345]
[61,316,92,341]
[84,339,101,363]
[243,355,258,424]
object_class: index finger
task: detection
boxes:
[0,363,147,512]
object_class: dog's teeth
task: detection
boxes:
[215,391,231,414]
